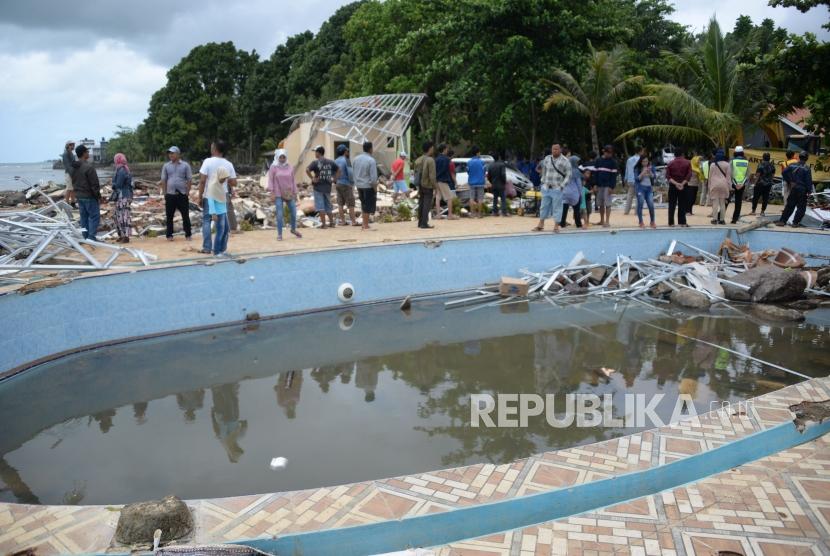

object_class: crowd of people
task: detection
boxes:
[59,135,816,259]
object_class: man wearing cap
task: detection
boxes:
[305,145,340,229]
[390,151,410,203]
[334,145,358,226]
[160,146,193,241]
[728,146,750,223]
[62,140,77,204]
[776,152,814,228]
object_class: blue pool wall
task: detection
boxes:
[0,229,825,375]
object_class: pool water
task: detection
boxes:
[1,298,827,505]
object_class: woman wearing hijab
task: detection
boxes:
[560,154,583,228]
[707,149,731,225]
[267,149,302,241]
[111,153,134,243]
[205,166,231,256]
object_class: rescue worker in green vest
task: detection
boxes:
[728,146,750,224]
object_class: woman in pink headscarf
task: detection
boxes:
[111,153,134,242]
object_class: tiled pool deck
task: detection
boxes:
[2,377,829,555]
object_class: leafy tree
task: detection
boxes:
[620,18,766,147]
[142,42,258,160]
[544,44,654,153]
[769,0,830,29]
[106,125,146,163]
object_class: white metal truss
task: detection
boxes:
[0,185,157,284]
[284,93,426,153]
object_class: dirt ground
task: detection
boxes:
[137,204,789,263]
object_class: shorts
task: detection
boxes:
[64,172,74,191]
[336,184,355,207]
[456,189,470,202]
[393,180,408,194]
[595,187,613,209]
[539,188,563,220]
[313,190,333,213]
[358,187,377,214]
[470,187,485,203]
[435,181,455,203]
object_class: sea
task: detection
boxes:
[0,162,66,191]
[0,162,112,191]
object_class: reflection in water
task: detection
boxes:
[1,300,827,504]
[275,371,303,418]
[176,389,205,422]
[210,384,248,463]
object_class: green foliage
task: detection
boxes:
[805,90,830,136]
[124,0,825,164]
[395,202,413,221]
[143,42,258,160]
[106,125,147,162]
[768,0,830,29]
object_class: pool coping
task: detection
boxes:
[2,377,828,554]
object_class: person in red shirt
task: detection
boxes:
[665,148,692,227]
[390,151,409,203]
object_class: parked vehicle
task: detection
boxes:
[452,157,533,194]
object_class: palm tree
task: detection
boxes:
[543,44,654,153]
[618,17,766,147]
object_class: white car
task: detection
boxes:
[452,157,533,194]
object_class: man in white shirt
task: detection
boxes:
[197,140,238,254]
[624,146,645,215]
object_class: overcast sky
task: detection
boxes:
[1,0,827,163]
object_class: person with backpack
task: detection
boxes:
[110,152,134,243]
[708,149,731,225]
[776,151,814,228]
[751,152,775,217]
[728,146,750,223]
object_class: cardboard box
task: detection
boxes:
[499,276,529,297]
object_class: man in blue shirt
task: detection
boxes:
[776,151,814,228]
[624,146,645,215]
[467,146,486,218]
[334,145,358,226]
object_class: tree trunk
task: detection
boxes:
[590,121,599,154]
[530,101,538,158]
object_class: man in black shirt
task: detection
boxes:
[751,152,775,217]
[306,145,341,229]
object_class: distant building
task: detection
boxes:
[77,137,109,163]
[744,109,822,154]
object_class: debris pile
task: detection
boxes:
[446,239,830,313]
[9,174,418,236]
[0,185,157,285]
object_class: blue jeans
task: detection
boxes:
[636,185,655,224]
[492,188,507,215]
[202,198,212,251]
[275,198,297,236]
[212,213,229,255]
[77,198,100,241]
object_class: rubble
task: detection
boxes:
[9,173,420,236]
[0,185,156,284]
[445,239,830,313]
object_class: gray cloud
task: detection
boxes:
[1,0,827,162]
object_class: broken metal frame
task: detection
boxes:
[0,185,157,284]
[284,93,426,157]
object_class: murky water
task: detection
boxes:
[1,298,827,505]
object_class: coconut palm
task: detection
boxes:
[618,17,765,147]
[543,44,654,153]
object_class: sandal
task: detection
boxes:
[199,248,212,254]
[531,226,544,232]
[291,230,303,238]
